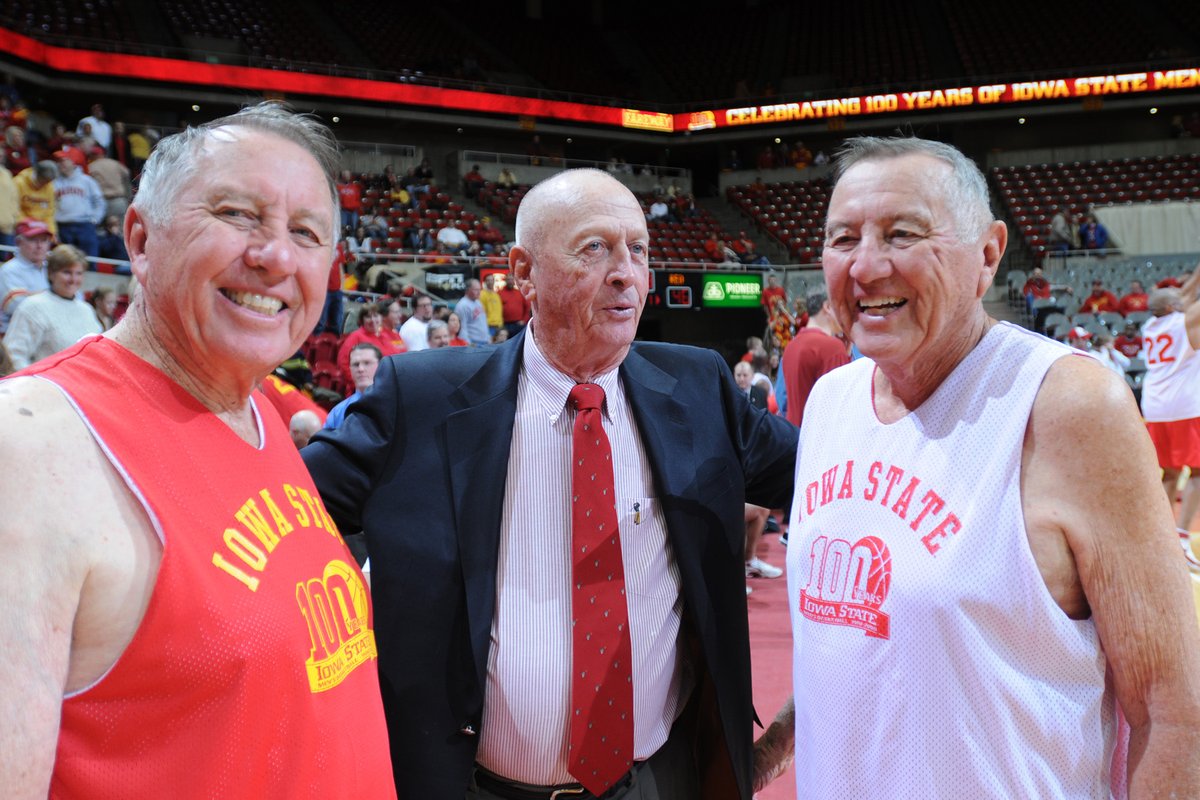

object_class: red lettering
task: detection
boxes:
[806,481,819,515]
[890,477,919,519]
[820,465,839,506]
[910,489,945,532]
[838,460,855,499]
[864,461,882,501]
[879,466,905,506]
[921,513,962,554]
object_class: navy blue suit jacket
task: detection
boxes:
[303,331,797,799]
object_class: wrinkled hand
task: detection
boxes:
[751,697,795,793]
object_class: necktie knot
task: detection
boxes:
[570,382,605,413]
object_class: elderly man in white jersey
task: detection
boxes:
[752,137,1200,799]
[1142,262,1200,569]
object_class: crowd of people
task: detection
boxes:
[1,101,1199,800]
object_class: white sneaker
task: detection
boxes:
[745,557,783,579]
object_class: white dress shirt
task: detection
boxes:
[476,327,685,784]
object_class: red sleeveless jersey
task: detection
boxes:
[22,336,395,799]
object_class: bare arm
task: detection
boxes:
[0,378,87,797]
[752,696,795,792]
[1179,259,1200,306]
[1025,357,1200,797]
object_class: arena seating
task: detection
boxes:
[0,0,138,46]
[157,0,343,66]
[993,155,1200,259]
[726,178,830,265]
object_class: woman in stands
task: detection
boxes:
[5,244,102,370]
[89,285,119,331]
[446,311,469,347]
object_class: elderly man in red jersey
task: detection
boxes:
[0,103,395,798]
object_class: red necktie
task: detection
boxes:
[567,383,634,795]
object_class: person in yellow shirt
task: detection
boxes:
[13,163,57,235]
[0,163,17,246]
[480,272,503,338]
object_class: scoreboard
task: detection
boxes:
[647,270,762,310]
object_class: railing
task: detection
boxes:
[461,150,687,180]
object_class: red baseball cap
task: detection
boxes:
[53,148,87,168]
[15,218,52,239]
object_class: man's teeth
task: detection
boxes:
[224,290,283,315]
[859,297,905,310]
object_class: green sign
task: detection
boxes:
[701,274,763,308]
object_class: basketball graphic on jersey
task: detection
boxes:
[799,534,892,639]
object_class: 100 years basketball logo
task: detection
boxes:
[798,535,892,639]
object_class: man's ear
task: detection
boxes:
[977,220,1007,298]
[124,204,152,285]
[509,245,535,303]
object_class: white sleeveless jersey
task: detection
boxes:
[786,322,1127,800]
[1140,310,1200,422]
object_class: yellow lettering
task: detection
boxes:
[212,552,261,591]
[284,483,311,527]
[235,499,280,552]
[259,489,295,538]
[222,527,267,571]
[298,488,326,531]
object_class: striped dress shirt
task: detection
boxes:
[475,329,686,785]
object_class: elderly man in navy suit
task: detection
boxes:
[304,168,798,799]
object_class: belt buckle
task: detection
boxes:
[549,789,587,799]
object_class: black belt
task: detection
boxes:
[472,767,636,800]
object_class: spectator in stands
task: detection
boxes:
[446,311,469,346]
[382,297,405,338]
[789,141,813,169]
[1142,270,1200,565]
[0,218,52,334]
[96,214,129,265]
[53,150,104,258]
[325,342,382,431]
[732,231,769,266]
[476,216,505,254]
[1080,213,1110,252]
[89,285,119,331]
[436,221,470,254]
[405,224,433,252]
[337,301,404,387]
[336,169,361,234]
[14,162,57,234]
[5,243,100,369]
[498,273,530,337]
[0,339,11,377]
[76,104,112,154]
[399,293,434,351]
[480,273,503,338]
[1078,279,1120,315]
[702,231,734,264]
[1114,320,1142,358]
[760,273,786,318]
[646,197,676,223]
[0,157,16,248]
[463,163,485,196]
[496,166,517,189]
[126,126,155,176]
[361,212,388,241]
[109,121,130,170]
[315,240,347,335]
[1090,332,1130,376]
[426,319,451,349]
[1046,207,1078,253]
[347,225,376,267]
[3,126,30,174]
[1020,267,1071,317]
[769,296,795,352]
[86,146,131,220]
[1119,279,1149,315]
[407,158,435,206]
[454,278,490,345]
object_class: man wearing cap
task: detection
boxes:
[54,150,104,258]
[0,218,52,334]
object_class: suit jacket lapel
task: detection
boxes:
[620,346,693,500]
[447,333,524,689]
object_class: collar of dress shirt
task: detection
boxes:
[524,322,619,426]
